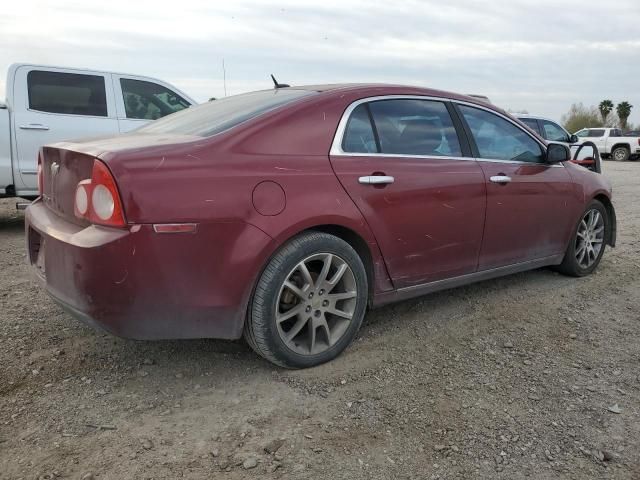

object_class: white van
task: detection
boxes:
[0,63,196,198]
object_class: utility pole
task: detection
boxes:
[222,58,227,97]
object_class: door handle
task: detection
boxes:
[489,175,512,184]
[19,124,50,130]
[358,175,395,185]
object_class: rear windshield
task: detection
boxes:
[138,89,314,137]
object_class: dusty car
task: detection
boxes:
[25,84,617,368]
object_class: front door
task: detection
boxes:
[12,67,119,192]
[330,98,486,288]
[456,104,577,270]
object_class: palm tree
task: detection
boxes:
[599,100,614,124]
[616,101,633,130]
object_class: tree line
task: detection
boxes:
[561,100,634,133]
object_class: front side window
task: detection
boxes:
[120,79,190,120]
[541,120,570,143]
[342,104,377,153]
[27,70,107,116]
[587,129,605,137]
[459,105,544,163]
[576,129,588,137]
[367,99,462,156]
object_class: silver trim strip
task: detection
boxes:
[372,254,564,307]
[329,94,563,168]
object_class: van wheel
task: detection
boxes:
[555,200,608,277]
[244,232,368,368]
[612,147,629,161]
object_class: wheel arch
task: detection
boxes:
[611,143,630,151]
[593,193,617,247]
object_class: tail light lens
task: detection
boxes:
[74,160,126,227]
[37,152,44,195]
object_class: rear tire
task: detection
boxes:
[556,200,608,277]
[244,232,368,368]
[612,147,630,161]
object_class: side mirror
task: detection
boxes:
[569,134,579,143]
[546,142,571,163]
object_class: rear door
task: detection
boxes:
[113,75,192,133]
[456,104,577,270]
[12,66,119,192]
[330,97,486,288]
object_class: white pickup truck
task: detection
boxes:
[1,63,196,199]
[575,127,640,161]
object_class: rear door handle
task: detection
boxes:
[19,124,50,130]
[489,175,512,184]
[358,175,395,185]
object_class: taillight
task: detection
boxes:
[74,160,126,227]
[37,153,44,195]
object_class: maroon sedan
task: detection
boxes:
[26,84,616,368]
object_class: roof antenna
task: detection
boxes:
[271,74,290,89]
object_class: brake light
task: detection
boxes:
[37,153,43,195]
[74,160,126,227]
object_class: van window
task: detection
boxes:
[139,89,315,137]
[120,79,190,120]
[540,120,570,143]
[27,71,108,117]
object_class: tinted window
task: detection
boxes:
[587,129,605,137]
[342,104,377,153]
[368,99,462,156]
[459,105,544,163]
[519,118,540,134]
[139,89,314,137]
[541,120,570,142]
[121,79,190,120]
[27,70,107,116]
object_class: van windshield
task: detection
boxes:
[138,89,314,137]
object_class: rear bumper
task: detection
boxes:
[25,200,274,340]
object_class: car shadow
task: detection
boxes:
[0,205,25,233]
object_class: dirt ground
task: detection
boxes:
[1,161,638,480]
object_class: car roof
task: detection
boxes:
[515,114,561,124]
[284,83,505,112]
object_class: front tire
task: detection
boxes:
[556,200,608,277]
[612,147,630,161]
[244,232,368,368]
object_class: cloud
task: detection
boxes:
[1,0,639,124]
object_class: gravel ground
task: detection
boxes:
[1,161,639,480]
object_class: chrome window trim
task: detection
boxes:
[330,95,563,168]
[329,95,459,157]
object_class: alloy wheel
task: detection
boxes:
[276,253,358,356]
[575,209,605,269]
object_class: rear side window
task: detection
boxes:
[540,120,570,143]
[342,104,377,153]
[368,99,462,156]
[120,78,190,120]
[459,105,544,163]
[27,70,107,117]
[139,89,314,137]
[519,118,540,135]
[587,129,605,137]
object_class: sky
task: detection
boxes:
[1,0,639,126]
